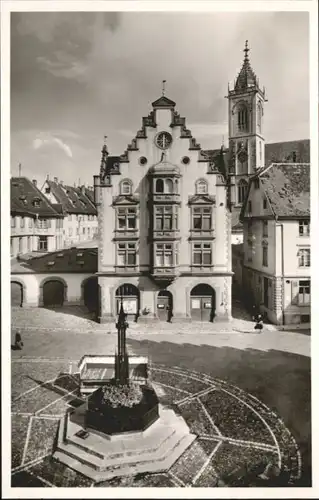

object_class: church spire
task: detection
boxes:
[234,40,261,92]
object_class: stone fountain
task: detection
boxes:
[53,299,195,482]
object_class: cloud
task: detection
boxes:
[32,133,73,158]
[188,122,228,139]
[36,55,87,79]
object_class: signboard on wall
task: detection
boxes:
[118,299,137,314]
[191,299,201,309]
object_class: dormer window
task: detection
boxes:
[45,187,50,194]
[120,179,132,195]
[33,198,41,208]
[196,179,208,195]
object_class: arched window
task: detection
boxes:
[120,179,132,195]
[155,178,164,193]
[165,179,174,193]
[196,179,208,195]
[237,104,248,132]
[238,179,248,204]
[257,101,262,133]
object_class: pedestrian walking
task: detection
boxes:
[254,313,264,332]
[14,331,24,350]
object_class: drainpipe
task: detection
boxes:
[276,215,285,326]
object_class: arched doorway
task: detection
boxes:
[115,284,140,322]
[43,280,65,307]
[157,290,173,322]
[83,277,99,313]
[11,282,23,307]
[190,284,216,322]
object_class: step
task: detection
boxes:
[53,432,196,482]
[58,425,189,471]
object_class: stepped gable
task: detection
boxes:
[11,177,63,218]
[259,163,310,217]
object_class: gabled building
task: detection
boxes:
[11,177,64,257]
[240,163,310,326]
[40,178,98,247]
[93,93,232,323]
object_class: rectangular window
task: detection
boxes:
[263,197,267,209]
[38,236,48,251]
[20,217,25,228]
[155,206,173,231]
[117,207,137,230]
[28,236,32,252]
[155,243,173,267]
[192,206,212,230]
[262,246,268,266]
[11,217,16,228]
[45,187,50,194]
[69,228,73,237]
[298,280,310,305]
[117,242,136,266]
[301,315,310,324]
[192,242,212,266]
[298,248,310,267]
[18,237,23,253]
[37,219,49,229]
[299,220,310,236]
[29,218,33,228]
[262,220,268,237]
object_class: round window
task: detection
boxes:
[182,156,190,165]
[139,156,147,165]
[155,131,173,150]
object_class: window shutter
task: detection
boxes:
[291,281,299,305]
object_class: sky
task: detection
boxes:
[10,10,310,186]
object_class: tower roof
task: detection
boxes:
[235,41,259,91]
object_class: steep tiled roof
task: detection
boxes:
[11,177,62,218]
[11,247,98,274]
[231,207,243,231]
[259,163,310,217]
[265,139,310,166]
[46,181,97,215]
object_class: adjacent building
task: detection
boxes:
[11,177,64,257]
[94,93,232,323]
[240,163,310,326]
[40,178,98,247]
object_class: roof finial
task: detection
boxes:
[162,80,166,96]
[244,40,250,61]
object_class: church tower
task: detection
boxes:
[227,41,266,206]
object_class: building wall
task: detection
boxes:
[98,103,232,322]
[11,215,64,256]
[63,214,98,248]
[11,272,94,307]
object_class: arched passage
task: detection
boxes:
[157,290,173,322]
[115,283,140,322]
[82,276,99,313]
[42,279,66,307]
[11,281,23,307]
[190,283,216,322]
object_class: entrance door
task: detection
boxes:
[190,284,215,322]
[263,277,269,308]
[115,284,140,322]
[83,277,99,313]
[43,280,65,307]
[157,290,173,322]
[11,282,23,307]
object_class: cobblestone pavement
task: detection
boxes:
[9,305,311,489]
